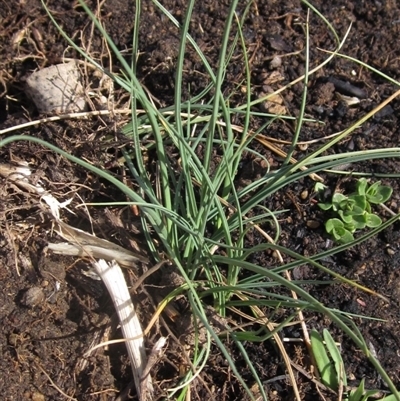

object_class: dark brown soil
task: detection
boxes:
[1,1,400,400]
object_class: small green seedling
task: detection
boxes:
[311,329,381,401]
[325,218,354,244]
[317,178,392,244]
[311,329,342,391]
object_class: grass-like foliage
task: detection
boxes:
[1,0,400,400]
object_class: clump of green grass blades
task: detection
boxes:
[1,0,400,400]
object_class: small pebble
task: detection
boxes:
[31,392,45,401]
[269,55,282,69]
[21,287,45,308]
[272,250,280,259]
[387,247,395,256]
[306,220,320,229]
[300,190,308,200]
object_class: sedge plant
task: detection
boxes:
[1,0,400,400]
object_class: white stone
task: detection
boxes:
[26,61,86,113]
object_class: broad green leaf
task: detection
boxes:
[332,193,348,203]
[343,222,356,233]
[325,218,344,233]
[332,230,343,241]
[311,330,338,391]
[357,178,368,196]
[349,194,367,212]
[365,213,382,228]
[377,185,393,203]
[332,193,348,211]
[339,197,356,211]
[338,210,356,224]
[323,329,347,387]
[351,213,368,229]
[338,229,354,244]
[325,219,354,243]
[367,184,393,204]
[366,180,392,203]
[367,180,381,194]
[318,202,333,211]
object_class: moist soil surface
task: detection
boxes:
[1,1,400,400]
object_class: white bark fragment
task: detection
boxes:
[93,259,153,401]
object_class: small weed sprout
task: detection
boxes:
[317,178,393,244]
[311,329,382,401]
